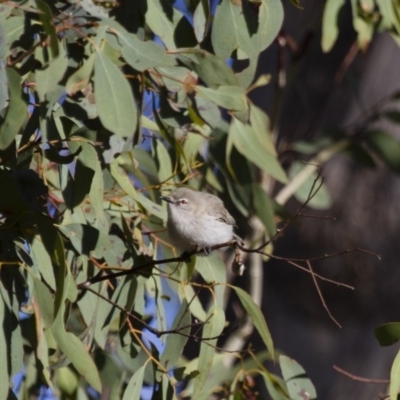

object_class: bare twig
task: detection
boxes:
[333,365,389,384]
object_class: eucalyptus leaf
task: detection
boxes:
[94,49,137,137]
[232,285,274,359]
[279,355,317,400]
[0,68,26,150]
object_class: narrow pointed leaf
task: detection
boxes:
[94,50,137,137]
[232,285,274,359]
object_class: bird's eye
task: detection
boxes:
[179,199,188,205]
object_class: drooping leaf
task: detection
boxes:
[122,363,147,400]
[36,0,59,57]
[231,285,274,359]
[228,116,288,183]
[321,0,346,52]
[192,305,225,397]
[0,294,9,400]
[94,48,137,137]
[252,183,276,236]
[35,41,68,102]
[390,349,400,400]
[52,308,102,392]
[0,63,7,112]
[0,68,27,150]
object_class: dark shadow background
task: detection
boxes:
[250,1,400,399]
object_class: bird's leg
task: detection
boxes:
[203,245,211,256]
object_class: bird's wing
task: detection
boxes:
[216,210,236,226]
[203,193,236,226]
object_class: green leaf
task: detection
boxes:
[155,140,173,183]
[0,63,7,112]
[375,323,400,346]
[58,224,113,258]
[110,159,166,220]
[258,0,284,52]
[195,253,226,306]
[231,285,274,359]
[365,130,400,173]
[350,0,374,50]
[252,183,276,236]
[61,141,97,210]
[0,68,27,150]
[35,42,68,102]
[212,0,282,60]
[32,275,55,329]
[228,117,288,183]
[36,0,59,58]
[161,299,191,370]
[390,348,400,400]
[195,85,248,112]
[261,370,290,400]
[145,0,183,50]
[279,355,317,400]
[0,295,9,400]
[0,19,6,60]
[66,53,95,95]
[117,30,176,71]
[4,17,25,53]
[94,49,137,137]
[193,0,209,43]
[122,363,146,400]
[52,309,102,392]
[212,0,256,60]
[195,253,227,285]
[192,305,225,397]
[250,103,277,156]
[176,48,238,88]
[321,0,346,52]
[55,367,79,396]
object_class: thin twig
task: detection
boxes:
[333,365,389,384]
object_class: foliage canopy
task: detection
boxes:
[2,0,400,399]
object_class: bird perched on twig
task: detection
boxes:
[160,187,237,256]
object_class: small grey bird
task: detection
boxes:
[160,187,236,255]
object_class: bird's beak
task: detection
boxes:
[160,195,173,204]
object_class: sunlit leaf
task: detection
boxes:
[192,305,225,397]
[390,349,400,400]
[94,48,137,137]
[122,364,146,400]
[229,117,287,183]
[321,0,346,52]
[280,355,317,400]
[232,285,274,359]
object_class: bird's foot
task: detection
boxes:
[203,245,212,256]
